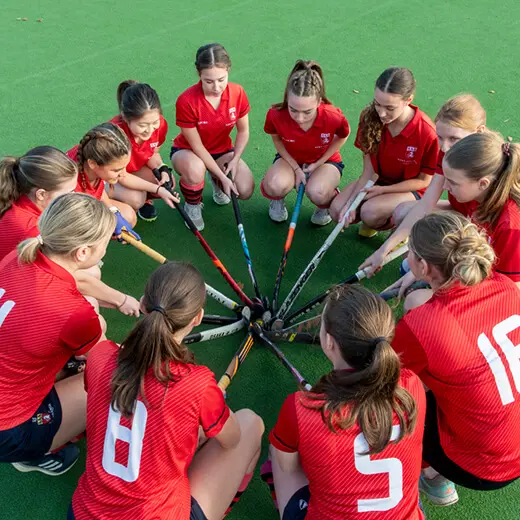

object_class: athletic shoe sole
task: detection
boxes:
[11,457,78,477]
[419,479,459,506]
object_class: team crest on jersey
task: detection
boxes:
[149,142,159,149]
[229,107,236,120]
[321,133,331,144]
[406,146,417,159]
[34,413,52,425]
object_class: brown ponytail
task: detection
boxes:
[0,147,77,216]
[274,60,331,110]
[305,284,417,453]
[358,67,416,155]
[444,131,520,225]
[111,262,206,417]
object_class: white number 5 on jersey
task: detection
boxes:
[102,401,148,482]
[354,425,403,512]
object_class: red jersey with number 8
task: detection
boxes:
[392,274,520,481]
[270,369,426,520]
[72,340,230,520]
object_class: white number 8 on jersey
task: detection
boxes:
[102,401,148,482]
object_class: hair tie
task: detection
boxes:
[502,142,511,157]
[151,305,167,316]
[36,235,43,246]
[372,337,386,347]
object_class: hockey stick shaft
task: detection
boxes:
[217,331,255,391]
[152,169,254,309]
[183,319,246,345]
[284,243,409,324]
[120,231,241,313]
[276,179,375,320]
[272,183,305,313]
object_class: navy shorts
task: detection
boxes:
[0,387,62,463]
[273,153,344,176]
[282,485,310,520]
[68,497,207,520]
[170,146,234,162]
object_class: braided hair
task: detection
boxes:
[274,60,332,110]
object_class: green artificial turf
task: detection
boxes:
[1,0,520,517]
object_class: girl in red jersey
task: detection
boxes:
[330,67,438,237]
[109,80,177,222]
[171,43,254,231]
[70,262,264,520]
[360,94,487,278]
[0,146,78,260]
[0,193,114,475]
[261,60,350,226]
[267,284,426,520]
[391,212,520,507]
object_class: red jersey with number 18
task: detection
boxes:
[270,369,426,520]
[72,340,230,520]
[0,195,41,261]
[392,274,520,481]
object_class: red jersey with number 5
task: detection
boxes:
[392,274,520,481]
[270,369,426,520]
[72,340,230,520]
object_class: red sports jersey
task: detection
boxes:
[436,150,478,216]
[174,82,250,154]
[270,369,426,520]
[111,115,168,173]
[0,195,40,261]
[264,103,350,164]
[355,105,438,196]
[0,251,102,429]
[392,274,520,481]
[73,340,230,520]
[67,146,105,200]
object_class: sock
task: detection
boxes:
[180,180,204,205]
[222,472,253,518]
[260,459,278,510]
[422,465,440,480]
[260,180,285,201]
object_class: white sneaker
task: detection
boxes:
[184,203,205,231]
[311,208,332,226]
[269,199,288,223]
[209,175,230,205]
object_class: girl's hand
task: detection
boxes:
[302,162,319,176]
[220,176,239,197]
[154,165,176,190]
[338,197,360,227]
[363,184,386,200]
[359,247,387,278]
[157,187,180,208]
[224,156,240,180]
[383,271,417,300]
[117,294,141,317]
[294,167,307,190]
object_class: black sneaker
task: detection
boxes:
[138,200,157,222]
[12,443,80,476]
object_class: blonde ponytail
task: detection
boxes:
[17,193,115,264]
[0,156,20,216]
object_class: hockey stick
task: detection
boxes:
[283,243,409,325]
[152,169,256,310]
[217,330,255,392]
[275,178,376,320]
[272,182,305,314]
[183,318,246,345]
[252,322,312,390]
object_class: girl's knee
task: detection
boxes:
[119,204,137,227]
[261,174,292,198]
[235,409,265,438]
[306,185,332,207]
[392,201,415,227]
[403,289,433,313]
[123,190,147,211]
[237,176,255,200]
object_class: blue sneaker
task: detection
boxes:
[11,443,80,476]
[419,474,459,506]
